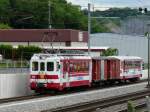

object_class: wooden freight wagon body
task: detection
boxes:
[92,56,142,82]
[92,57,120,82]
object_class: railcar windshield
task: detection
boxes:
[40,62,45,71]
[47,62,54,71]
[32,61,38,71]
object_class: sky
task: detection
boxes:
[67,0,150,10]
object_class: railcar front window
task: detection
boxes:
[47,62,54,71]
[32,62,38,71]
[40,62,45,71]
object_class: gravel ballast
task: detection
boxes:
[0,82,148,112]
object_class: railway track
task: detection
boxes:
[0,94,48,104]
[43,89,150,112]
[0,80,147,105]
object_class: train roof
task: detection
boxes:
[108,56,143,61]
[31,53,91,60]
[93,56,143,61]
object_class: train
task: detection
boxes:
[30,53,143,92]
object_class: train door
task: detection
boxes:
[92,59,101,81]
[38,61,46,84]
[30,60,39,83]
[62,60,70,87]
[107,60,111,79]
[110,60,119,79]
[46,59,60,82]
[100,60,105,80]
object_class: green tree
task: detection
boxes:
[101,48,118,56]
[17,45,42,60]
[0,23,11,29]
[0,45,13,59]
[0,0,107,33]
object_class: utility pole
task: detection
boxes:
[48,0,51,29]
[88,3,91,55]
[148,32,150,88]
[146,29,150,88]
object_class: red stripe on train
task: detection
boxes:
[70,73,89,77]
[45,75,58,79]
[30,74,58,79]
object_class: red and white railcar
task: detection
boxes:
[92,56,143,82]
[30,54,92,91]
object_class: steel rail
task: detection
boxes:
[43,89,150,112]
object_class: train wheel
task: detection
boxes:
[35,89,45,94]
[109,80,115,85]
[129,78,139,83]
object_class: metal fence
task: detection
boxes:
[0,60,29,74]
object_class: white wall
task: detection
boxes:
[0,42,87,48]
[91,33,148,62]
[71,42,87,47]
[0,73,32,99]
[0,42,66,47]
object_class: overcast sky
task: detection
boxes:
[67,0,150,10]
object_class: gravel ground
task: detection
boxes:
[96,98,146,112]
[0,82,148,112]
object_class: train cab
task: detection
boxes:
[30,53,92,91]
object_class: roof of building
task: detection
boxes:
[0,29,88,42]
[43,46,109,51]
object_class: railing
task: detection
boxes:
[0,60,29,74]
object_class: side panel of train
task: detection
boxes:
[30,56,92,91]
[62,59,92,88]
[92,57,142,82]
[92,59,120,81]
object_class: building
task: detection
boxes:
[0,29,108,56]
[0,29,88,47]
[91,33,147,62]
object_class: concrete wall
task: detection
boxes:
[0,73,32,99]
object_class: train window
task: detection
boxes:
[124,61,141,69]
[32,61,38,71]
[47,62,54,71]
[69,61,89,73]
[40,62,45,71]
